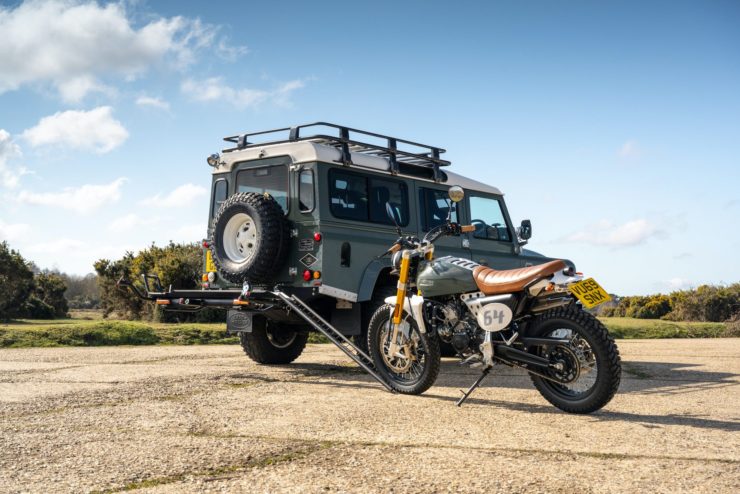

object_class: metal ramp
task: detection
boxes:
[273,290,394,392]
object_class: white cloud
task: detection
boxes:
[139,183,207,208]
[22,107,129,154]
[0,129,28,188]
[618,139,640,159]
[171,223,207,242]
[0,220,31,242]
[215,40,249,62]
[666,278,693,291]
[564,219,660,247]
[0,0,218,101]
[18,177,127,214]
[181,77,306,109]
[136,95,170,111]
[26,238,87,254]
[107,213,161,233]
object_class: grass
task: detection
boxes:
[0,318,237,348]
[598,317,738,339]
[0,315,736,349]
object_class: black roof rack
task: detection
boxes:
[223,122,450,181]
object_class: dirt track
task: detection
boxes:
[0,339,738,493]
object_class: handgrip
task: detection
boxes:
[389,243,402,253]
[460,225,476,233]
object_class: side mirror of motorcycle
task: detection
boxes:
[385,202,403,235]
[518,219,532,244]
[448,186,464,203]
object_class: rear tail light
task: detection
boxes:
[313,232,322,242]
[303,270,312,281]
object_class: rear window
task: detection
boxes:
[236,164,288,212]
[329,169,409,226]
[211,179,228,217]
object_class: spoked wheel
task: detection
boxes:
[527,307,621,413]
[367,304,440,394]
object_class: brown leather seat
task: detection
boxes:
[472,260,567,295]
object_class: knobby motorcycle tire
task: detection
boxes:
[367,304,441,395]
[527,306,621,414]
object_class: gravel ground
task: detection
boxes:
[0,339,738,493]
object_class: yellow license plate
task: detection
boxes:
[568,278,611,309]
[205,250,217,273]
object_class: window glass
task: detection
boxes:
[419,188,458,231]
[236,165,288,212]
[299,169,314,212]
[329,169,408,226]
[329,170,368,221]
[469,195,511,241]
[369,177,408,226]
[211,179,228,217]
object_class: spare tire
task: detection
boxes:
[210,192,289,284]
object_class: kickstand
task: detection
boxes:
[456,367,491,407]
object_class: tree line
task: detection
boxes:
[594,284,740,323]
[1,242,70,319]
[2,239,737,325]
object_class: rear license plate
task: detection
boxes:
[205,250,217,272]
[568,278,611,309]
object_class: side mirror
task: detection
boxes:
[448,185,464,203]
[519,219,532,242]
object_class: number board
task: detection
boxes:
[476,302,513,332]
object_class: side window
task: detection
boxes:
[469,195,511,242]
[369,177,408,226]
[211,179,228,217]
[328,169,409,226]
[419,188,458,231]
[299,169,314,212]
[329,170,368,221]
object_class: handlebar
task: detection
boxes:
[380,223,476,258]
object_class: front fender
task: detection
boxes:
[384,294,427,333]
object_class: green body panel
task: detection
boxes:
[205,158,569,303]
[416,257,479,298]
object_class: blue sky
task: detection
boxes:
[0,0,738,295]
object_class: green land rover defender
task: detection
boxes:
[125,123,571,368]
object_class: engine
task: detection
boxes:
[427,299,482,355]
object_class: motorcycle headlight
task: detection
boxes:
[391,250,403,270]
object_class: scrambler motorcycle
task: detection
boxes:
[368,186,621,413]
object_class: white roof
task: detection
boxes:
[214,140,503,195]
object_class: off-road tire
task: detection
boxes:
[210,192,289,284]
[527,307,621,414]
[355,285,397,355]
[239,320,308,365]
[367,304,441,395]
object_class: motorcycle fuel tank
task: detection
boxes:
[416,256,480,297]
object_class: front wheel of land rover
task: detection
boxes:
[239,319,308,365]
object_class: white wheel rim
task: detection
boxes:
[222,213,258,263]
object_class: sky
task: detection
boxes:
[0,0,738,295]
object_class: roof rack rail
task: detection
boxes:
[223,122,450,181]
